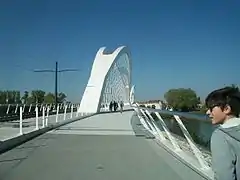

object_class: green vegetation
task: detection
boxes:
[0,90,67,104]
[164,88,200,112]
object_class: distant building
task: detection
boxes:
[136,100,167,110]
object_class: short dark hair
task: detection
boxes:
[205,87,240,117]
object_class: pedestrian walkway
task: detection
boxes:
[53,110,134,135]
[0,111,209,180]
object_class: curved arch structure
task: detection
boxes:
[78,46,132,114]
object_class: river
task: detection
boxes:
[153,111,217,150]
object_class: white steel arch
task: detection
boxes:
[78,46,132,114]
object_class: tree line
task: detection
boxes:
[0,90,67,104]
[163,84,239,112]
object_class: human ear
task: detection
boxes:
[223,105,232,115]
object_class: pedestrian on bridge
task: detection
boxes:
[120,101,124,113]
[109,101,114,112]
[113,101,118,112]
[205,86,240,180]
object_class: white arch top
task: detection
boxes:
[78,46,132,114]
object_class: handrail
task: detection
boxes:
[0,104,80,141]
[132,103,214,180]
[137,106,210,122]
[0,103,80,115]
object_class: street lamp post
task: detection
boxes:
[34,61,79,107]
[55,62,58,106]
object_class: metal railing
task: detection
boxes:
[132,103,214,179]
[0,103,81,141]
[0,103,80,121]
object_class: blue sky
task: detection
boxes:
[0,0,239,102]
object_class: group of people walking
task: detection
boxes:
[109,100,124,113]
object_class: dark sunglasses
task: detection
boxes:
[208,104,219,111]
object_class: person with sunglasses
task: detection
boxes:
[205,86,240,180]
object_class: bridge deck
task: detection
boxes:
[0,111,206,180]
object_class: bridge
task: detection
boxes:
[0,46,214,180]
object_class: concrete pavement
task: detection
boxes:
[0,111,208,180]
[53,110,134,135]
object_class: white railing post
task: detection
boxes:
[40,104,43,111]
[64,105,67,120]
[173,115,209,170]
[56,105,59,122]
[22,104,26,113]
[145,110,166,141]
[139,109,157,135]
[133,105,150,131]
[45,107,49,126]
[15,104,18,114]
[19,106,23,135]
[137,113,151,130]
[29,104,32,112]
[35,106,39,130]
[71,104,73,118]
[6,104,10,114]
[134,106,151,130]
[42,107,45,128]
[155,112,181,151]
